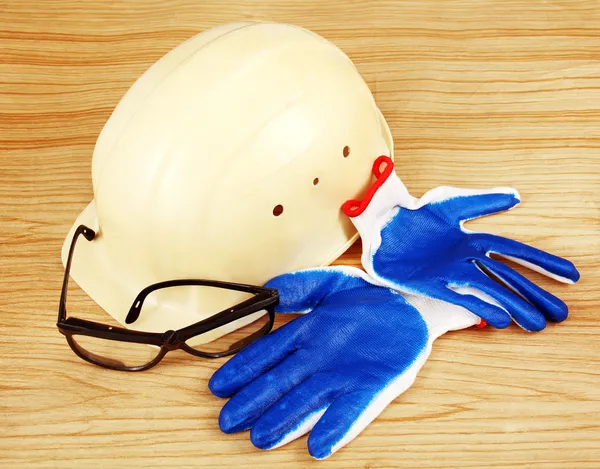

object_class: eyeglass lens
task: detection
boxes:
[66,281,270,367]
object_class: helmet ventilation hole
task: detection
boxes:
[313,177,319,186]
[343,146,350,157]
[273,205,284,216]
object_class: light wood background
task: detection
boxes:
[1,1,599,468]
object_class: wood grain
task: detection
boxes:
[1,1,599,467]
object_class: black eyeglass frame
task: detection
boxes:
[57,224,278,371]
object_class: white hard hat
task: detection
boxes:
[62,21,394,339]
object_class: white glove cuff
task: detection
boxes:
[342,155,413,267]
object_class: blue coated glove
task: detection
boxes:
[342,156,580,332]
[209,155,580,459]
[209,266,481,459]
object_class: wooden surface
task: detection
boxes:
[1,1,599,467]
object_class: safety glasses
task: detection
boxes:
[57,225,278,371]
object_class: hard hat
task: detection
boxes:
[62,21,394,341]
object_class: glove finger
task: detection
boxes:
[265,267,361,314]
[250,372,348,450]
[478,256,568,322]
[218,349,314,434]
[209,319,303,398]
[306,390,378,460]
[467,272,547,332]
[472,233,580,284]
[430,188,520,223]
[433,285,512,329]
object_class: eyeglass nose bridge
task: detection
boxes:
[161,330,181,350]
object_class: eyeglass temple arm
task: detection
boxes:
[174,292,277,339]
[125,279,277,325]
[58,225,96,322]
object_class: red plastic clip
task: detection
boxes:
[342,155,394,217]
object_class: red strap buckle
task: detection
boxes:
[342,155,394,217]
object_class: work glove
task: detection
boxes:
[342,156,580,332]
[209,156,580,459]
[209,266,481,459]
